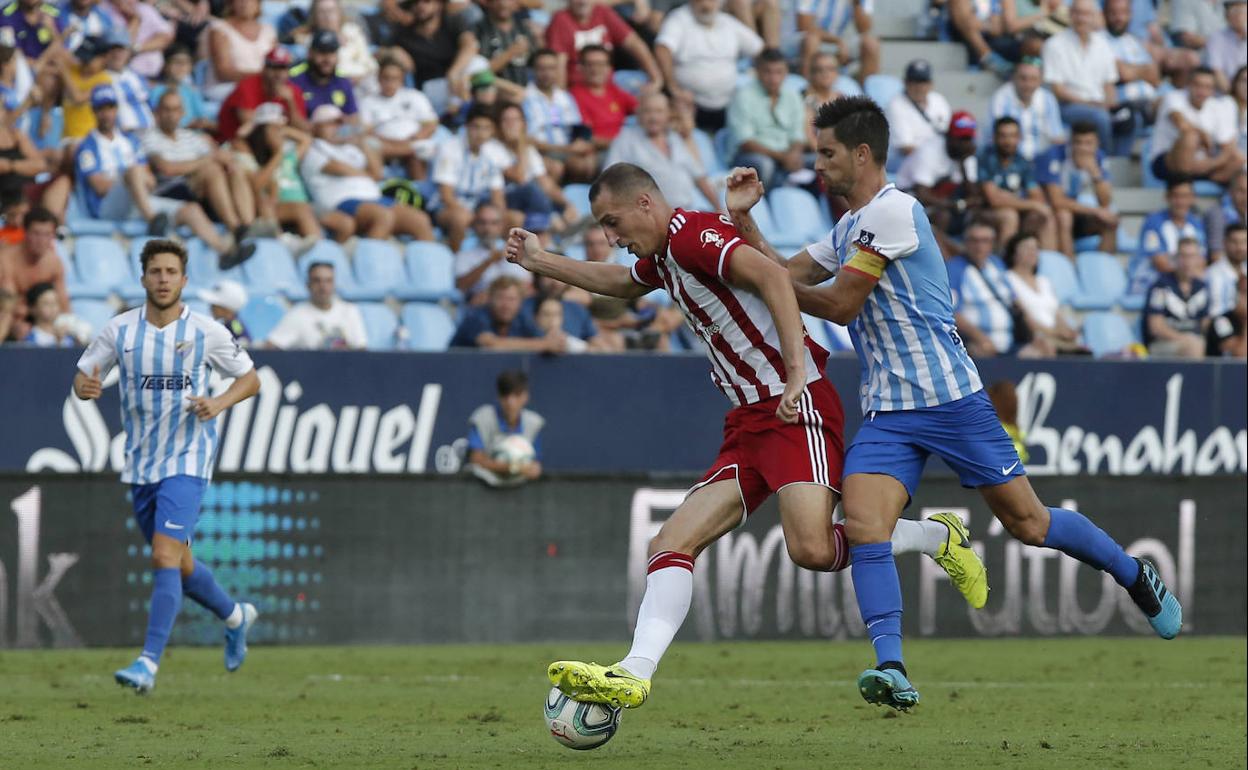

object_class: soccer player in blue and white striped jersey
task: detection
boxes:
[73,239,261,694]
[728,96,1182,712]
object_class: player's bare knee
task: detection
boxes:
[999,508,1047,546]
[150,541,184,569]
[785,540,834,571]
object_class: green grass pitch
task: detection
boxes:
[1,638,1244,769]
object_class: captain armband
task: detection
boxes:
[843,246,889,280]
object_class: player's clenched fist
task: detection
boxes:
[185,395,225,422]
[725,166,765,213]
[505,227,540,268]
[74,365,103,400]
[776,379,803,424]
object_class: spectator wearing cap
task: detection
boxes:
[655,0,762,134]
[200,278,251,344]
[978,116,1056,251]
[568,45,637,150]
[360,55,439,180]
[1127,180,1207,296]
[57,0,114,54]
[102,27,155,135]
[100,0,174,80]
[491,101,577,235]
[521,48,596,184]
[544,0,662,90]
[148,42,213,131]
[1042,0,1125,155]
[897,111,983,256]
[291,0,377,88]
[267,260,366,350]
[796,0,879,85]
[473,0,536,99]
[143,89,265,247]
[988,57,1065,161]
[727,48,806,191]
[301,103,435,243]
[431,103,508,252]
[55,33,113,142]
[203,0,278,102]
[1034,121,1118,257]
[380,0,478,105]
[216,46,308,143]
[75,85,256,264]
[240,102,323,253]
[455,200,533,303]
[1143,236,1211,359]
[1208,1,1247,92]
[1150,67,1246,187]
[885,59,952,159]
[0,0,61,66]
[290,30,358,125]
[605,90,718,211]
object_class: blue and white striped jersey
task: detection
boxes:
[1103,31,1156,103]
[795,0,872,36]
[77,304,255,484]
[806,184,983,413]
[988,82,1065,161]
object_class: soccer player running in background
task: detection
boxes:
[725,96,1182,712]
[73,239,262,694]
[504,162,987,710]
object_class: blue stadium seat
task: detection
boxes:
[802,313,831,351]
[65,193,114,237]
[714,127,734,164]
[298,240,364,299]
[238,295,287,343]
[358,302,399,350]
[351,238,408,301]
[72,298,118,335]
[1073,251,1128,311]
[1037,249,1079,304]
[74,236,137,299]
[27,106,64,150]
[783,73,808,93]
[242,238,308,300]
[768,187,827,250]
[834,75,864,97]
[184,237,232,289]
[747,196,782,248]
[403,241,462,302]
[563,183,592,217]
[864,74,903,109]
[1082,312,1138,357]
[692,129,726,175]
[401,302,456,352]
[613,69,650,96]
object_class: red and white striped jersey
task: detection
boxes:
[630,209,829,407]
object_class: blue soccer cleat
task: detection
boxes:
[114,659,155,694]
[858,667,920,711]
[1128,559,1182,640]
[224,602,259,672]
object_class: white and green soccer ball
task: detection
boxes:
[544,687,621,750]
[493,434,536,474]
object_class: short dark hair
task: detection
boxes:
[1002,231,1038,272]
[529,47,557,67]
[377,55,406,74]
[993,116,1020,132]
[497,369,529,397]
[812,96,890,166]
[1226,222,1247,239]
[465,102,496,125]
[1191,66,1217,81]
[1070,121,1099,138]
[139,238,188,273]
[25,281,55,310]
[589,162,660,204]
[1175,236,1204,253]
[755,47,787,68]
[967,216,998,235]
[1165,179,1194,194]
[23,206,58,230]
[578,44,610,64]
[307,261,335,277]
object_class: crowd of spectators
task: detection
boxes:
[0,0,1242,362]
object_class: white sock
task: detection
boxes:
[224,603,244,629]
[137,655,158,674]
[620,552,694,680]
[891,518,948,557]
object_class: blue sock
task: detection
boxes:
[182,560,236,620]
[850,542,904,667]
[1043,507,1139,588]
[142,568,183,663]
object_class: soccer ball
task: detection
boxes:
[493,434,536,474]
[544,687,621,750]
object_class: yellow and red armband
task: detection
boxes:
[843,244,888,281]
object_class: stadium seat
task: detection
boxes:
[358,302,399,350]
[613,69,649,95]
[238,294,287,343]
[72,298,118,335]
[1073,251,1128,311]
[65,193,114,237]
[747,196,783,248]
[74,236,137,299]
[242,239,308,300]
[298,240,365,299]
[184,237,238,289]
[768,187,827,250]
[1037,249,1079,304]
[563,183,592,217]
[864,74,903,108]
[802,313,831,351]
[1082,312,1138,358]
[692,129,726,175]
[834,75,864,97]
[713,127,734,165]
[27,106,64,151]
[403,241,462,302]
[351,238,408,301]
[401,302,456,352]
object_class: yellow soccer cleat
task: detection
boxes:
[930,512,989,609]
[547,661,651,709]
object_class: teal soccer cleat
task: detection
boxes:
[224,603,259,672]
[858,667,920,711]
[114,659,155,694]
[1128,559,1182,639]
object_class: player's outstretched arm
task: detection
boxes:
[186,368,260,422]
[504,228,651,299]
[796,268,876,326]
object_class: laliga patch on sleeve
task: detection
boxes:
[844,246,888,280]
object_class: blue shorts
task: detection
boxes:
[844,390,1024,501]
[130,475,208,544]
[336,198,392,216]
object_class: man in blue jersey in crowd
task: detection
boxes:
[73,239,262,694]
[727,95,1182,711]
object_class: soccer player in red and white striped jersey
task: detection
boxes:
[505,162,967,710]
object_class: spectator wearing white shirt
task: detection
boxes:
[988,57,1064,161]
[143,90,262,247]
[455,201,533,303]
[100,0,175,81]
[1207,1,1247,93]
[493,102,578,233]
[267,261,367,350]
[1042,0,1123,155]
[605,91,719,211]
[521,49,595,184]
[885,59,951,159]
[1207,222,1248,316]
[360,57,439,180]
[655,0,763,134]
[300,103,435,242]
[431,103,508,251]
[1102,0,1161,139]
[1003,230,1082,352]
[1151,68,1245,187]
